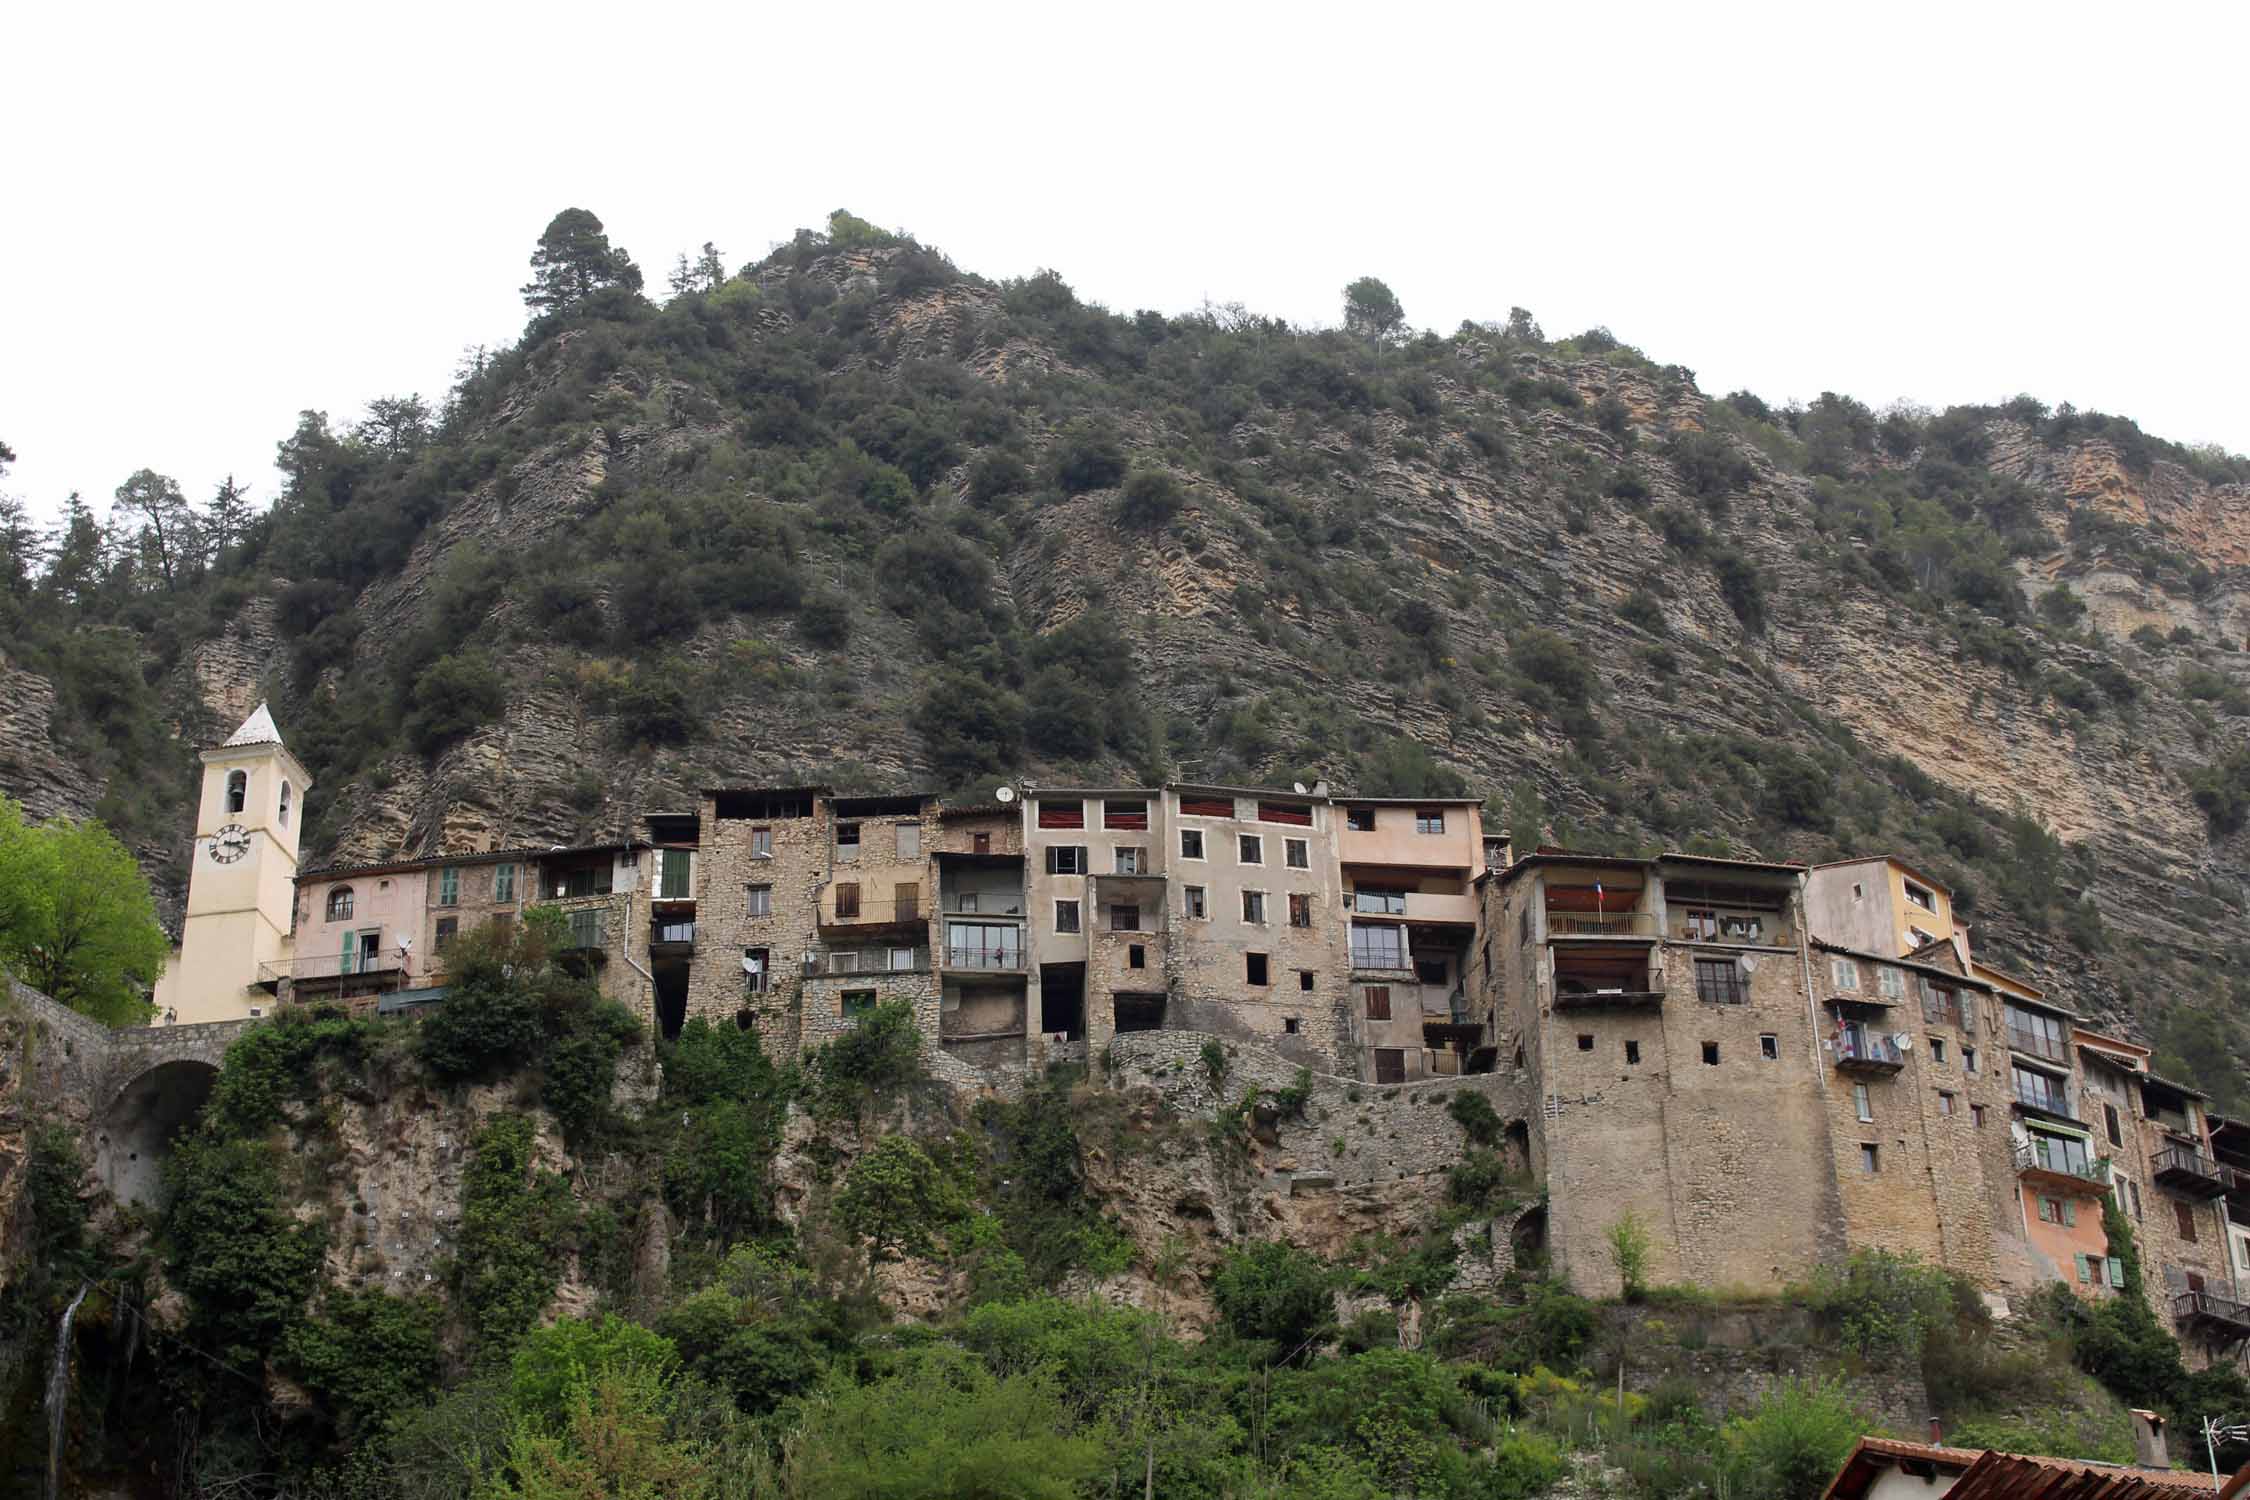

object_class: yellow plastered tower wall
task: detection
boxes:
[165,703,312,1023]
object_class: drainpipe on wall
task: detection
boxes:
[1792,873,1827,1097]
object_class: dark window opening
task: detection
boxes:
[1113,992,1166,1033]
[1760,1034,1779,1060]
[1373,1048,1406,1084]
[1346,807,1377,832]
[1576,1033,1594,1051]
[1111,904,1140,932]
[225,769,246,814]
[1299,970,1315,992]
[1283,1017,1301,1035]
[835,883,861,918]
[2105,1103,2124,1148]
[1127,943,1146,970]
[1625,1040,1641,1065]
[1246,953,1269,985]
[1701,1041,1720,1065]
[1040,963,1085,1040]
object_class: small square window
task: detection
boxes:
[841,989,876,1017]
[1283,1017,1301,1035]
[1931,1039,1947,1065]
[1299,970,1315,991]
[1701,1041,1720,1066]
[1414,809,1446,834]
[1285,838,1309,869]
[1366,986,1393,1020]
[1760,1033,1779,1060]
[1577,1033,1594,1051]
[1625,1040,1641,1065]
[1181,829,1205,860]
[1184,886,1208,920]
[1861,1143,1880,1174]
[750,827,773,858]
[1242,890,1267,924]
[1238,834,1263,865]
[1111,904,1140,932]
[1346,807,1376,832]
[1114,846,1145,875]
[434,916,458,953]
[1247,953,1270,985]
[1972,1102,1987,1128]
[1288,893,1313,928]
[1128,943,1146,969]
[1055,900,1081,934]
[747,883,772,917]
[1938,1091,1955,1115]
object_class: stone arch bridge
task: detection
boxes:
[4,979,257,1207]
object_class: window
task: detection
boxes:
[1037,800,1085,829]
[842,989,876,1017]
[1972,1103,1987,1128]
[834,823,861,859]
[435,917,458,953]
[1760,1034,1779,1060]
[1877,967,1906,1001]
[1625,1040,1641,1065]
[1414,808,1446,834]
[1701,1041,1720,1066]
[1830,958,1860,992]
[1575,1032,1593,1050]
[1285,838,1309,870]
[747,884,772,917]
[2129,1180,2143,1219]
[1963,1045,1978,1075]
[2013,1063,2068,1115]
[2037,1197,2057,1223]
[896,823,920,861]
[835,883,861,918]
[438,866,460,906]
[1288,893,1312,928]
[750,827,773,858]
[2177,1201,2199,1243]
[1374,1049,1406,1084]
[2028,1129,2093,1177]
[1930,1039,1946,1065]
[1103,799,1149,830]
[1242,891,1267,924]
[1353,888,1408,915]
[1184,885,1208,919]
[494,863,516,902]
[327,887,354,921]
[1046,846,1088,875]
[1298,970,1314,991]
[279,780,292,826]
[1346,807,1376,831]
[1284,1017,1301,1034]
[1128,944,1146,969]
[1180,795,1233,818]
[1181,829,1205,860]
[1938,1091,1955,1116]
[659,849,692,899]
[1111,904,1140,932]
[1055,900,1081,934]
[1351,922,1406,968]
[1114,846,1145,875]
[973,832,991,855]
[1238,835,1263,864]
[2105,1103,2124,1148]
[1861,1144,1880,1174]
[1246,953,1269,985]
[1854,1083,1873,1122]
[1367,987,1394,1020]
[1258,800,1312,826]
[2105,1257,2125,1290]
[1415,958,1447,985]
[1904,880,1935,912]
[566,907,604,949]
[1694,958,1748,1005]
[1908,926,1936,948]
[226,769,246,814]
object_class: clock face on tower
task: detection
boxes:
[208,824,251,864]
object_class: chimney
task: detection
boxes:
[1929,1417,1943,1446]
[2131,1409,2169,1470]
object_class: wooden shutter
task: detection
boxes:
[1365,986,1392,1021]
[1374,1049,1405,1084]
[894,882,919,920]
[835,882,860,918]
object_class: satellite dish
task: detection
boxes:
[741,956,762,974]
[1894,1034,1913,1051]
[1737,953,1757,974]
[995,786,1017,803]
[398,936,413,953]
[1292,782,1308,795]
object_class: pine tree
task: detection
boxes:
[521,208,643,316]
[111,469,201,591]
[42,492,103,609]
[206,474,253,558]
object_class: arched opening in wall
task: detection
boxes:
[1504,1119,1531,1173]
[225,770,247,814]
[95,1059,220,1209]
[1510,1202,1548,1264]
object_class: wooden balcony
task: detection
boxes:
[1552,976,1665,1009]
[2173,1289,2250,1339]
[2154,1144,2230,1199]
[817,892,925,938]
[1834,1029,1905,1075]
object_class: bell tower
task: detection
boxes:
[167,704,313,1022]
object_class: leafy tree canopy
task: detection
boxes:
[0,798,165,1023]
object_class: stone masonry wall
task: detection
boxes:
[686,796,828,1041]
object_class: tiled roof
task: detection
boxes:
[221,702,282,748]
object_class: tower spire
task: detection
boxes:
[221,701,282,749]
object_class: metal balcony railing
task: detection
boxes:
[259,950,404,984]
[1836,1029,1905,1069]
[2013,1081,2077,1118]
[804,946,930,977]
[2012,1142,2109,1186]
[2008,1024,2071,1064]
[829,895,922,924]
[1549,912,1657,937]
[944,946,1027,971]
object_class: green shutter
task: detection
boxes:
[2062,1200,2077,1227]
[2075,1254,2090,1283]
[2107,1258,2126,1289]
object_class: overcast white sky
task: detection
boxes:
[4,2,2245,525]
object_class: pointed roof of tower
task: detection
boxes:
[222,702,283,749]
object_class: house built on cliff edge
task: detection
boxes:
[151,728,2250,1368]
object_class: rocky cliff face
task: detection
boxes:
[16,236,2250,1079]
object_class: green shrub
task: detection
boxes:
[806,1001,928,1117]
[1714,554,1767,632]
[508,1314,679,1428]
[1447,1149,1514,1211]
[1806,1248,1953,1358]
[1050,422,1127,495]
[1446,1090,1502,1146]
[164,1135,328,1362]
[1723,1380,1867,1500]
[405,650,507,754]
[282,1290,445,1441]
[453,1113,572,1354]
[1117,468,1183,529]
[1214,1241,1334,1357]
[1606,1211,1651,1301]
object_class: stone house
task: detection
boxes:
[1336,796,1487,1082]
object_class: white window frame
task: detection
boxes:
[1242,889,1267,925]
[1238,834,1264,865]
[1830,957,1859,992]
[1853,1083,1873,1122]
[1284,838,1309,870]
[1180,828,1205,861]
[1054,899,1081,934]
[746,883,773,917]
[1115,846,1146,875]
[1184,885,1208,920]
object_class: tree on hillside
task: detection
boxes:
[111,468,201,591]
[1342,276,1406,346]
[522,208,644,317]
[0,800,166,1024]
[41,492,104,609]
[353,394,432,457]
[204,474,254,559]
[667,241,728,298]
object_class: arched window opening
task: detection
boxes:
[327,886,355,921]
[225,769,247,814]
[279,781,292,826]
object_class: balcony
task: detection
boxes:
[2154,1144,2230,1199]
[940,892,1027,917]
[804,946,930,978]
[2013,1141,2111,1196]
[1835,1029,1905,1074]
[650,918,695,954]
[257,950,406,988]
[2172,1289,2250,1338]
[1552,977,1665,1009]
[2011,1082,2082,1125]
[1548,911,1657,939]
[2008,1024,2071,1065]
[943,944,1028,973]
